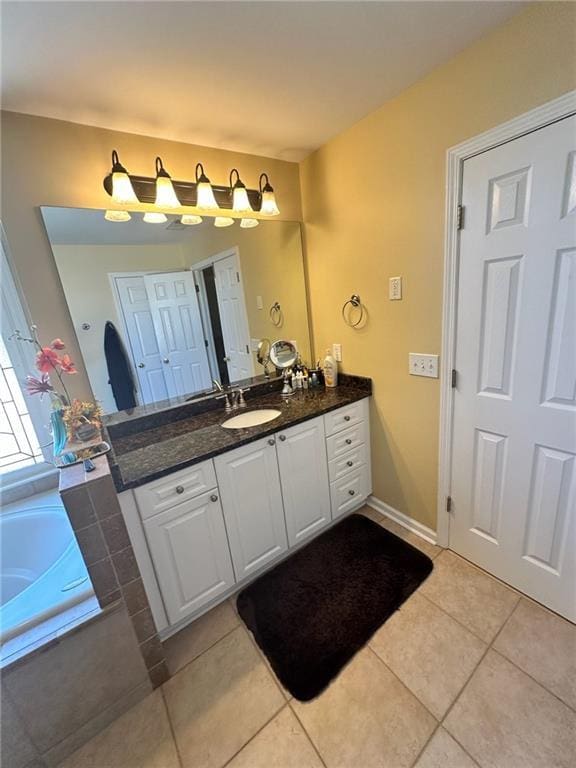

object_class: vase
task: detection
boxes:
[51,409,68,457]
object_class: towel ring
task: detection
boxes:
[270,302,283,327]
[342,294,365,327]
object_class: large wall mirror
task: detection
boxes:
[41,207,312,415]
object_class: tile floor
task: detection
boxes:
[59,507,576,768]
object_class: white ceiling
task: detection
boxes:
[2,1,524,161]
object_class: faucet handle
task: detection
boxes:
[237,389,246,407]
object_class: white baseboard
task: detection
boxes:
[367,496,437,546]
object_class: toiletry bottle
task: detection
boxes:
[324,348,338,388]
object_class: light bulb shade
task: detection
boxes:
[240,218,259,228]
[154,157,180,208]
[105,210,131,222]
[259,173,280,216]
[143,212,167,224]
[230,168,253,214]
[195,163,219,211]
[110,150,139,205]
[214,216,234,228]
[181,214,202,226]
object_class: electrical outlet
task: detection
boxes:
[333,343,342,362]
[251,338,261,352]
[409,353,439,378]
[389,276,402,300]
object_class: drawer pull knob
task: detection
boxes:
[268,438,275,446]
[347,460,354,467]
[348,489,356,496]
[279,435,286,442]
[175,485,185,495]
[210,494,219,502]
[345,438,352,445]
[344,415,351,421]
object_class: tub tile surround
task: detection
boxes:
[58,459,169,689]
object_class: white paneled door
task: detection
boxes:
[212,254,254,383]
[450,116,576,621]
[144,271,212,399]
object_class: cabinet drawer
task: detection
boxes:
[324,401,364,436]
[330,465,369,520]
[326,422,366,461]
[328,443,367,482]
[134,459,217,519]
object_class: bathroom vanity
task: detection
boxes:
[105,380,372,636]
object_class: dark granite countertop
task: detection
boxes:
[107,377,371,492]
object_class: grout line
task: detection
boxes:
[407,723,440,768]
[220,703,289,768]
[159,685,185,768]
[240,622,292,702]
[163,622,241,679]
[287,701,329,768]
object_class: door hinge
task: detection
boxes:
[451,369,457,388]
[204,339,209,348]
[195,284,200,293]
[236,272,240,283]
[446,495,453,513]
[456,205,465,230]
[245,344,249,354]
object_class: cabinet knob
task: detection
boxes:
[279,435,286,442]
[137,362,145,368]
[163,358,170,364]
[175,485,184,494]
[347,460,354,467]
[344,415,351,422]
[345,438,352,445]
[210,494,219,502]
[348,489,356,496]
[268,438,275,446]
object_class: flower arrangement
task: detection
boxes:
[11,326,101,452]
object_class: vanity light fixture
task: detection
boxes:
[143,212,168,224]
[154,157,181,208]
[195,163,219,211]
[230,169,253,214]
[259,173,280,216]
[214,216,234,228]
[110,150,139,205]
[240,218,259,228]
[181,214,203,226]
[104,210,131,222]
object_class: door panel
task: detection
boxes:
[450,115,576,620]
[212,254,254,383]
[276,416,331,546]
[144,271,212,399]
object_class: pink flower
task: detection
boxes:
[51,338,65,350]
[36,347,60,373]
[59,354,77,374]
[25,373,54,398]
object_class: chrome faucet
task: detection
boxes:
[212,379,224,392]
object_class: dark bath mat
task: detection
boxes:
[237,513,433,701]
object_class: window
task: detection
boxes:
[0,225,52,483]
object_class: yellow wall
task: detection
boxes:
[180,221,311,366]
[0,112,302,402]
[300,3,576,529]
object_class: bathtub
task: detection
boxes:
[0,489,94,644]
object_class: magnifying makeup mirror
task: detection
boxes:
[270,340,298,396]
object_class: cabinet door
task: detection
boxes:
[143,491,235,626]
[215,437,287,579]
[276,416,331,546]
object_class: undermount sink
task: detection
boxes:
[221,409,282,430]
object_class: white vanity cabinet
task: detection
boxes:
[214,437,288,580]
[276,416,331,546]
[142,490,234,625]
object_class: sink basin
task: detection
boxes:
[221,409,282,429]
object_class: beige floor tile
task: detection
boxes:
[227,706,323,768]
[244,628,293,701]
[163,626,284,768]
[414,728,478,768]
[360,506,442,560]
[58,690,179,768]
[419,551,519,642]
[493,598,576,710]
[291,647,436,768]
[369,592,486,718]
[163,600,240,674]
[444,650,576,768]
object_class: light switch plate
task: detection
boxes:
[256,295,263,310]
[333,343,342,362]
[389,276,402,300]
[409,353,439,378]
[251,338,261,352]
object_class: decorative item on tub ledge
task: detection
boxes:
[102,150,280,217]
[10,327,102,463]
[342,294,366,328]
